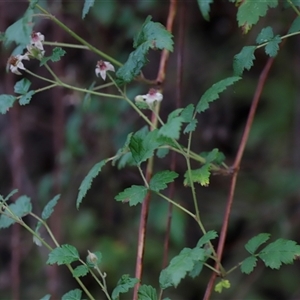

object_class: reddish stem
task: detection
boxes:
[204,57,275,300]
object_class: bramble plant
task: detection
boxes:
[1,0,300,299]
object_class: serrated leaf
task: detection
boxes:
[197,230,218,247]
[149,170,179,192]
[159,117,183,140]
[61,289,82,300]
[167,108,184,122]
[4,8,33,47]
[197,0,213,21]
[196,76,241,113]
[181,104,195,122]
[188,260,204,278]
[184,164,211,187]
[4,189,18,202]
[41,194,60,220]
[215,279,231,293]
[265,36,281,57]
[19,90,35,105]
[233,46,256,76]
[258,239,300,269]
[47,244,80,265]
[245,233,271,254]
[288,16,300,34]
[111,275,139,300]
[160,247,206,289]
[76,160,106,208]
[156,148,169,158]
[40,47,66,66]
[183,119,198,134]
[14,78,31,94]
[133,16,173,51]
[236,0,278,30]
[138,285,158,300]
[241,256,258,274]
[256,26,274,44]
[82,0,95,19]
[115,185,148,206]
[0,195,32,229]
[0,95,16,114]
[200,148,225,165]
[73,265,89,277]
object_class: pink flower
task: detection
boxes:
[141,88,163,104]
[30,32,45,51]
[95,60,115,80]
[8,54,30,75]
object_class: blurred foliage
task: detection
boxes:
[0,1,300,300]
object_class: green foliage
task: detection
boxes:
[14,78,31,94]
[235,0,278,32]
[197,230,218,247]
[0,196,32,228]
[184,164,211,187]
[159,117,184,140]
[196,76,241,113]
[138,285,158,300]
[288,16,300,34]
[0,95,16,114]
[197,0,214,21]
[3,189,18,202]
[82,0,95,19]
[47,244,80,265]
[76,160,107,208]
[39,295,51,300]
[19,90,35,105]
[40,47,66,66]
[233,46,256,76]
[61,289,82,300]
[116,16,173,84]
[256,27,281,57]
[41,194,60,220]
[149,170,179,192]
[241,235,300,274]
[200,148,225,165]
[115,185,148,206]
[111,274,139,300]
[4,7,33,47]
[73,265,89,278]
[215,279,231,293]
[160,247,207,289]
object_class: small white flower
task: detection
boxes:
[141,88,163,104]
[87,250,98,265]
[8,54,30,75]
[31,32,45,51]
[95,60,115,80]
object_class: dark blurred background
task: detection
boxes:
[1,1,300,299]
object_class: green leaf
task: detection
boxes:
[4,8,33,47]
[160,247,206,289]
[82,0,95,19]
[133,16,173,51]
[200,148,225,165]
[265,36,281,57]
[215,279,231,293]
[156,148,169,158]
[111,275,139,300]
[184,164,211,187]
[39,294,51,300]
[197,231,218,247]
[115,185,148,206]
[233,46,256,76]
[76,160,106,208]
[40,47,66,66]
[236,0,278,31]
[138,285,158,300]
[47,244,80,265]
[41,194,60,220]
[159,117,184,140]
[0,95,16,114]
[180,104,195,122]
[258,239,300,269]
[288,16,300,34]
[197,0,213,21]
[116,16,173,84]
[245,233,271,254]
[256,26,274,44]
[19,90,35,105]
[4,189,18,202]
[14,78,31,94]
[61,289,82,300]
[149,170,179,192]
[73,265,89,277]
[184,119,198,134]
[0,195,32,229]
[196,77,240,113]
[241,256,258,274]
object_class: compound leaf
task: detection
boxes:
[265,35,281,57]
[233,46,256,76]
[159,117,184,140]
[241,256,258,274]
[256,26,274,44]
[115,185,148,206]
[47,244,80,265]
[245,233,271,254]
[149,170,179,192]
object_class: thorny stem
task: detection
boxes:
[203,57,275,300]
